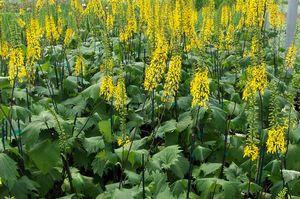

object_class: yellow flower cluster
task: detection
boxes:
[17,18,26,28]
[100,75,115,101]
[200,0,215,46]
[71,0,84,14]
[220,5,231,27]
[74,56,85,76]
[0,42,9,59]
[190,68,210,108]
[219,24,235,51]
[242,64,268,101]
[182,1,198,51]
[266,125,287,154]
[8,48,26,85]
[26,19,43,65]
[84,0,105,18]
[45,15,60,42]
[244,0,267,28]
[64,28,74,46]
[285,44,297,70]
[267,0,285,29]
[117,136,131,147]
[144,36,168,91]
[114,78,127,113]
[119,2,137,42]
[162,55,182,102]
[243,142,259,161]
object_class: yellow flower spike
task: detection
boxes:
[64,28,74,46]
[8,48,26,85]
[267,0,285,29]
[190,68,210,108]
[0,41,9,59]
[144,35,168,91]
[100,75,115,102]
[119,1,137,42]
[220,5,231,27]
[285,44,297,70]
[243,142,259,161]
[242,64,268,101]
[45,15,60,42]
[200,0,215,46]
[267,125,287,154]
[74,56,85,77]
[26,18,43,84]
[162,55,182,102]
[114,78,127,113]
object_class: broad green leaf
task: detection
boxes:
[157,120,177,138]
[199,163,222,177]
[11,176,39,199]
[83,136,105,154]
[193,146,211,162]
[29,140,61,174]
[99,120,112,142]
[0,153,19,189]
[152,145,182,169]
[282,170,300,183]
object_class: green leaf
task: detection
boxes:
[199,163,222,177]
[224,162,248,182]
[83,136,105,154]
[0,153,19,189]
[157,120,177,138]
[0,76,10,89]
[193,146,211,162]
[177,112,192,132]
[282,170,300,183]
[11,176,39,199]
[99,120,112,143]
[152,145,182,169]
[29,140,61,174]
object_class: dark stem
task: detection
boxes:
[61,153,75,193]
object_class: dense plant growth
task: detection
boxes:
[0,0,299,198]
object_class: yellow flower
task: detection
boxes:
[119,1,137,42]
[285,44,297,70]
[242,64,268,101]
[114,78,127,113]
[243,142,259,161]
[71,0,84,14]
[0,0,4,9]
[220,5,231,27]
[64,28,74,46]
[200,0,215,46]
[162,55,182,102]
[266,125,287,154]
[100,75,115,101]
[144,35,168,91]
[17,18,26,28]
[45,15,60,42]
[117,138,123,146]
[267,0,285,29]
[84,0,105,18]
[0,41,9,59]
[8,48,26,85]
[74,56,85,76]
[190,68,210,108]
[26,18,43,83]
[36,0,44,10]
[245,0,267,28]
[117,136,131,147]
